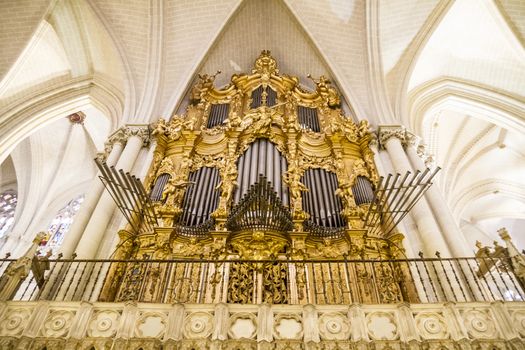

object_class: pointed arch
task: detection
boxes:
[452,179,525,220]
[84,0,137,121]
[162,0,361,119]
[407,78,525,138]
[0,77,123,164]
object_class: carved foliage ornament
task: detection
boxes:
[318,312,351,340]
[183,312,214,339]
[41,310,75,337]
[0,308,31,336]
[462,309,497,339]
[88,310,120,338]
[252,50,279,75]
[415,312,449,339]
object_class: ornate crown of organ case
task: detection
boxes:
[101,51,416,304]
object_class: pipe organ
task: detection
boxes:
[102,51,413,304]
[352,175,375,205]
[149,173,170,201]
[250,85,277,108]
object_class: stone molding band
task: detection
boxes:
[0,300,522,349]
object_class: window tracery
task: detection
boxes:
[0,190,17,239]
[39,194,85,257]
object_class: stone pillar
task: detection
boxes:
[58,137,124,258]
[378,126,451,258]
[73,126,148,259]
[405,133,471,257]
[370,135,418,258]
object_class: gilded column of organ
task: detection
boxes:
[101,51,415,304]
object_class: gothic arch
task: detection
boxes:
[407,78,525,138]
[0,78,122,164]
[451,179,525,220]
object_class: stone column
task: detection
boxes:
[370,135,418,258]
[405,133,471,257]
[58,136,124,258]
[378,126,451,258]
[74,125,149,259]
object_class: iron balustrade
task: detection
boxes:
[0,256,523,304]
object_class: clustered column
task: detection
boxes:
[377,126,454,258]
[58,125,150,259]
[405,133,472,257]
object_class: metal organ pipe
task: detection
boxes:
[150,173,170,201]
[266,87,277,107]
[330,174,344,227]
[298,106,320,132]
[207,103,230,128]
[235,139,289,205]
[179,167,220,226]
[301,168,344,229]
[250,86,277,109]
[250,86,264,109]
[352,176,374,205]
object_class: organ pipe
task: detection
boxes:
[266,87,277,107]
[207,103,230,128]
[352,176,374,205]
[301,168,344,228]
[250,86,277,108]
[298,106,320,132]
[179,167,221,226]
[250,86,264,109]
[150,173,171,201]
[234,139,289,205]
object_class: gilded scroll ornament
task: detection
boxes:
[231,231,287,260]
[307,74,340,108]
[252,50,279,75]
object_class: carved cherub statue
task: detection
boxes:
[335,181,355,209]
[152,118,168,136]
[307,74,341,107]
[190,70,221,102]
[283,164,309,211]
[216,161,238,210]
[162,176,195,207]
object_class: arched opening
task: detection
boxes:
[38,194,85,257]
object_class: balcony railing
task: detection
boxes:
[1,255,523,304]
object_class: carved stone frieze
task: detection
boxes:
[0,300,523,348]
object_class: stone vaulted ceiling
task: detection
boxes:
[0,0,524,249]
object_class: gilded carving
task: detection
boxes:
[101,50,408,304]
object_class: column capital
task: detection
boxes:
[377,125,406,149]
[101,124,151,160]
[406,131,436,168]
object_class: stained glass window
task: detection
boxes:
[0,190,17,239]
[39,194,84,257]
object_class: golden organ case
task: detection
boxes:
[100,51,418,305]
